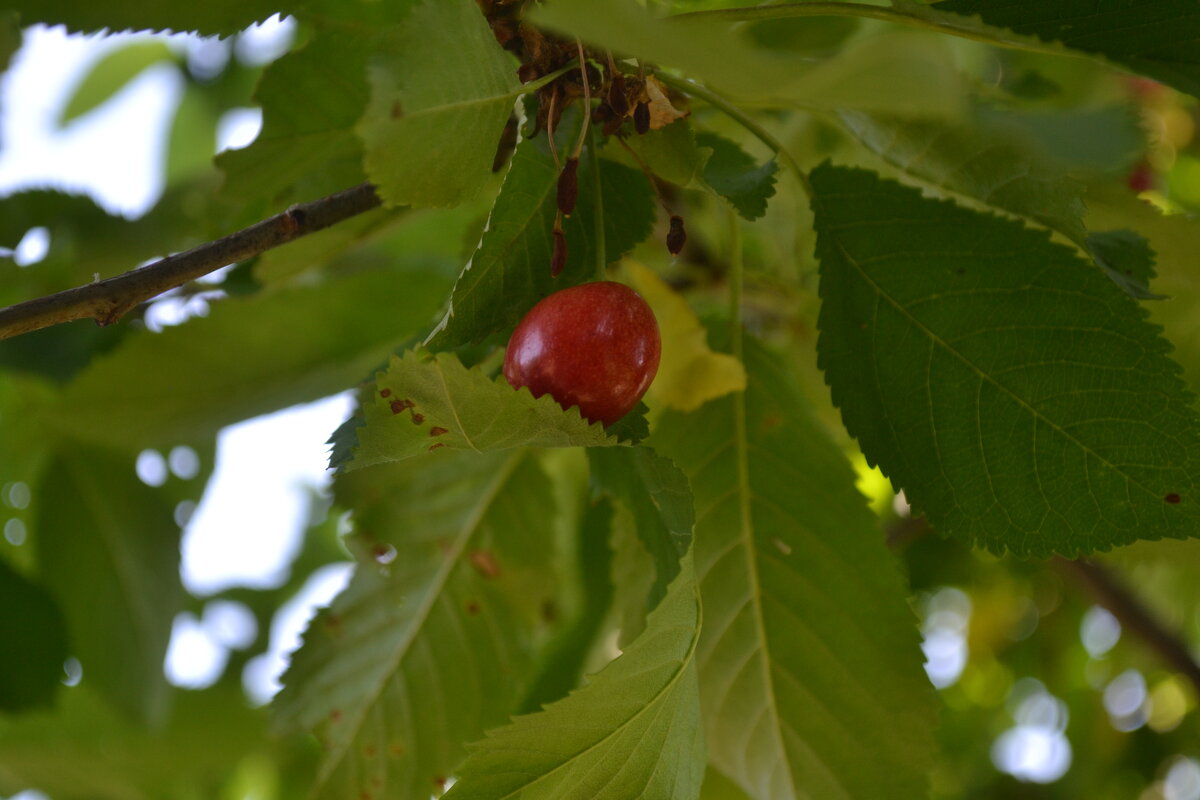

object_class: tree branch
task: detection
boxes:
[1054,557,1200,696]
[0,183,382,341]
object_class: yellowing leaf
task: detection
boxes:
[625,261,746,412]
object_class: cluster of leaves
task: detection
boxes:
[3,0,1200,799]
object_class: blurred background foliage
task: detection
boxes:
[1,1,1200,799]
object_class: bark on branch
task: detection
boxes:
[0,183,382,341]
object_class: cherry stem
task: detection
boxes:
[572,39,592,160]
[615,136,673,216]
[588,124,607,280]
[547,88,561,168]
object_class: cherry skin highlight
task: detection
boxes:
[504,282,661,426]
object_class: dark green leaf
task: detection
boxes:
[358,0,523,208]
[35,445,182,724]
[426,139,654,349]
[1087,228,1163,300]
[932,0,1200,98]
[275,449,560,800]
[650,333,937,800]
[59,41,173,127]
[812,163,1200,556]
[0,556,68,712]
[442,550,704,800]
[695,132,777,221]
[218,31,370,211]
[48,265,449,450]
[346,350,633,470]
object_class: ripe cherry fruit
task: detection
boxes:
[504,282,661,426]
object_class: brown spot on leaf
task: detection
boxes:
[541,599,558,623]
[1166,492,1182,504]
[391,100,403,119]
[433,776,447,789]
[470,549,501,578]
[380,388,392,398]
[363,744,378,758]
[429,442,446,453]
[389,743,405,757]
[466,600,481,615]
[411,412,425,425]
[429,427,449,437]
[330,709,343,723]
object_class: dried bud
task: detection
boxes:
[633,101,651,135]
[552,226,568,277]
[667,215,686,255]
[557,157,580,216]
[608,74,630,117]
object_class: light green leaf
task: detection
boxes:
[536,0,965,118]
[615,118,708,188]
[358,0,522,208]
[35,445,182,725]
[425,139,655,349]
[0,12,18,76]
[58,41,172,127]
[812,163,1200,557]
[442,550,704,800]
[696,132,777,221]
[218,31,370,210]
[0,555,68,713]
[650,333,936,800]
[8,0,288,35]
[274,450,560,800]
[346,350,632,470]
[931,0,1200,98]
[47,265,449,450]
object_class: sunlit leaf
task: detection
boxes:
[35,445,182,725]
[58,41,172,127]
[442,550,704,800]
[358,0,522,208]
[812,163,1200,556]
[7,0,289,35]
[624,260,745,412]
[275,449,560,800]
[651,333,936,800]
[346,350,633,470]
[426,137,655,349]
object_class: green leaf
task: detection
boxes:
[0,11,21,78]
[8,0,289,35]
[35,445,182,725]
[0,555,68,713]
[425,140,655,349]
[589,447,692,608]
[47,265,449,450]
[695,132,777,221]
[442,550,704,800]
[58,41,173,127]
[811,163,1200,557]
[358,0,523,208]
[0,685,273,799]
[536,0,965,118]
[274,449,560,800]
[615,118,708,188]
[218,31,370,211]
[932,0,1200,98]
[1086,228,1162,300]
[650,333,937,800]
[346,350,633,470]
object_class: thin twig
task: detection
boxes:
[0,183,381,340]
[1055,557,1200,697]
[572,38,592,159]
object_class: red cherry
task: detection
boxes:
[504,282,661,426]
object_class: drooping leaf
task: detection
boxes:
[931,0,1200,98]
[614,118,708,188]
[695,132,777,221]
[442,550,704,800]
[624,260,746,412]
[218,31,371,211]
[58,41,173,127]
[35,445,183,725]
[0,555,69,713]
[425,140,655,349]
[650,333,936,800]
[589,446,693,608]
[7,0,289,35]
[358,0,523,208]
[811,163,1200,556]
[346,350,634,470]
[48,265,449,450]
[536,0,965,119]
[274,449,560,800]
